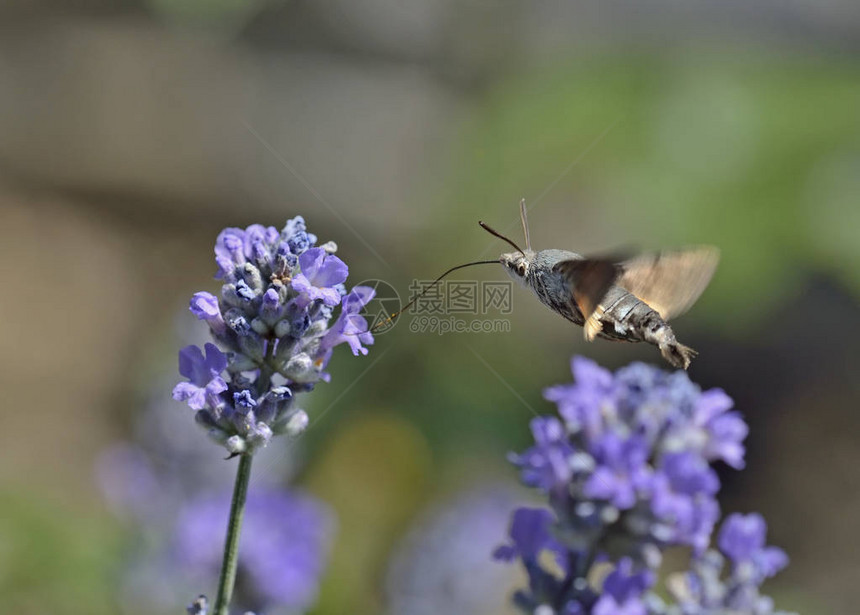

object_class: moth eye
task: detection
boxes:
[517,263,526,276]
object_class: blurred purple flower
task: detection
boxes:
[97,318,325,614]
[543,357,613,440]
[96,443,162,522]
[592,558,653,615]
[385,488,521,615]
[493,507,558,563]
[497,356,790,615]
[584,433,652,510]
[509,358,747,551]
[718,513,788,581]
[650,452,720,553]
[175,489,334,611]
[692,389,749,469]
[667,515,792,614]
[509,417,576,492]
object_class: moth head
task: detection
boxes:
[501,251,529,282]
[478,219,531,282]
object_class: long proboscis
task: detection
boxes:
[361,259,500,334]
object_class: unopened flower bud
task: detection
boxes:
[284,353,315,382]
[225,435,246,454]
[319,240,338,254]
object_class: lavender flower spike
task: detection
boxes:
[174,216,374,454]
[497,356,792,615]
[174,215,373,615]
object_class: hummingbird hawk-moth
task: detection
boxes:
[485,200,718,369]
[378,200,719,369]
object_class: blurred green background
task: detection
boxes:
[0,1,858,614]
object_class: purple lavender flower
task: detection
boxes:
[592,559,653,615]
[174,216,374,453]
[175,489,334,612]
[190,292,222,321]
[509,417,576,493]
[649,452,721,553]
[319,286,375,358]
[718,513,788,582]
[543,357,613,441]
[496,356,791,615]
[509,358,745,551]
[291,248,349,307]
[214,228,247,278]
[666,515,792,614]
[584,433,652,510]
[172,343,228,410]
[493,507,559,563]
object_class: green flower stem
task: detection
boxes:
[212,452,254,615]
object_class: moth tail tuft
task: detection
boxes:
[659,341,698,370]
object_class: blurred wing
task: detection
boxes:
[617,246,720,320]
[553,258,621,323]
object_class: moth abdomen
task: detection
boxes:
[598,294,696,369]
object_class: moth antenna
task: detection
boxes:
[519,198,532,252]
[478,220,525,256]
[352,260,500,335]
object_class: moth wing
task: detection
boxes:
[553,258,621,340]
[617,246,719,320]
